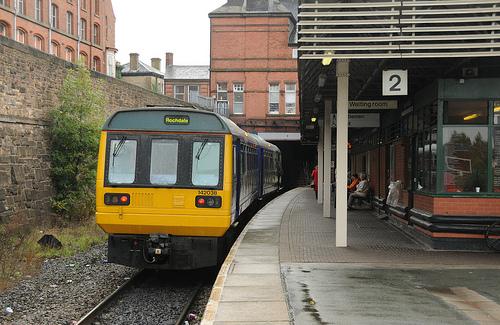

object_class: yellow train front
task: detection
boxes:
[96,108,281,269]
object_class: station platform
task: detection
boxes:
[201,188,500,325]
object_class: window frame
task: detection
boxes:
[268,83,280,114]
[65,46,74,62]
[50,4,58,29]
[0,21,8,37]
[50,41,60,56]
[285,82,297,115]
[92,56,101,72]
[93,23,100,45]
[16,28,26,44]
[79,18,87,40]
[233,83,244,115]
[33,34,44,51]
[66,11,73,35]
[15,0,23,15]
[150,139,180,186]
[35,0,42,21]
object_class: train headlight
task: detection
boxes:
[195,196,222,208]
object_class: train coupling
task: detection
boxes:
[144,234,171,263]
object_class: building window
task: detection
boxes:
[15,0,23,14]
[494,101,500,192]
[81,0,86,9]
[93,23,100,45]
[35,0,42,21]
[80,52,88,66]
[94,0,99,15]
[80,18,87,40]
[188,85,199,102]
[65,47,74,62]
[51,4,58,28]
[0,21,8,37]
[66,11,73,35]
[174,85,185,100]
[92,56,101,72]
[16,28,26,44]
[216,83,228,115]
[50,41,59,56]
[269,83,280,114]
[444,100,488,125]
[233,83,244,114]
[285,83,296,114]
[33,35,43,51]
[0,0,4,6]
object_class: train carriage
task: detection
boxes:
[96,107,281,270]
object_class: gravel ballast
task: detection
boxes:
[0,243,135,325]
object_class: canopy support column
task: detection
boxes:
[336,59,349,247]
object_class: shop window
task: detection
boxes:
[269,83,280,114]
[493,101,500,192]
[443,127,488,193]
[444,100,488,125]
[233,83,244,114]
[414,101,438,193]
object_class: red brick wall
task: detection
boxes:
[210,15,299,133]
[414,193,434,213]
[165,80,210,99]
[0,0,114,71]
[434,197,500,216]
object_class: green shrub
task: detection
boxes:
[49,65,106,220]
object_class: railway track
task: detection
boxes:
[76,269,206,325]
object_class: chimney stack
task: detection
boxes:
[151,58,161,71]
[165,52,174,68]
[130,53,139,71]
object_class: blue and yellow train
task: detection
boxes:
[96,107,281,269]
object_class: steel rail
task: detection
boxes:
[174,283,203,325]
[76,270,145,325]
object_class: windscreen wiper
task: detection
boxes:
[112,136,127,166]
[195,138,209,160]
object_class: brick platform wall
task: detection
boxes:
[0,36,187,222]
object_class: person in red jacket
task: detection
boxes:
[311,165,318,199]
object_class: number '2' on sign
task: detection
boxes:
[383,70,408,96]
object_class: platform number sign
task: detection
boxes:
[383,70,408,96]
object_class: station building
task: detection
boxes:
[209,0,315,188]
[298,0,500,250]
[0,0,116,76]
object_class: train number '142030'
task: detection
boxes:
[198,190,218,196]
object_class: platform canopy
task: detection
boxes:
[298,0,500,141]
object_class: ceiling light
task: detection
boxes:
[463,113,480,121]
[311,117,317,123]
[494,106,500,113]
[322,51,334,66]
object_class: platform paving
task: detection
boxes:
[202,188,500,325]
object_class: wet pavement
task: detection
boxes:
[203,188,500,325]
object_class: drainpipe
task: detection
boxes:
[48,0,52,54]
[77,0,81,61]
[13,0,17,39]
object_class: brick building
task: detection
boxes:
[0,0,116,76]
[209,0,313,187]
[164,52,210,107]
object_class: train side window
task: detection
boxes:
[108,139,137,184]
[192,141,221,186]
[150,139,178,185]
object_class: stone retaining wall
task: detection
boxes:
[0,36,190,222]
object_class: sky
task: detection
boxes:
[112,0,227,70]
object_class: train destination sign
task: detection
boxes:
[164,115,190,125]
[348,100,398,110]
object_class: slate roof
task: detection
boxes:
[121,60,164,78]
[210,0,297,20]
[164,65,210,80]
[210,0,298,43]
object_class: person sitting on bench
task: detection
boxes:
[347,173,369,209]
[347,173,360,193]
